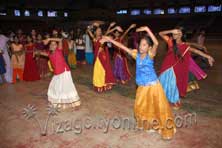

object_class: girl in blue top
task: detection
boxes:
[101,26,176,140]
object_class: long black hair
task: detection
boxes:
[172,26,187,58]
[140,35,154,47]
[92,25,104,36]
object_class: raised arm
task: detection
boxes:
[136,26,159,56]
[87,27,95,40]
[43,38,62,49]
[187,42,208,53]
[100,36,133,56]
[189,47,214,66]
[105,22,116,35]
[34,51,49,57]
[105,26,123,36]
[120,24,136,40]
[159,29,180,42]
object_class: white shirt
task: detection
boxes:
[83,34,93,53]
[75,37,85,50]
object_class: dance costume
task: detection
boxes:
[23,43,40,81]
[11,43,25,83]
[35,41,49,78]
[46,48,80,108]
[113,38,131,83]
[132,50,176,139]
[187,57,207,92]
[62,39,69,65]
[93,39,115,92]
[159,39,206,105]
[68,40,77,69]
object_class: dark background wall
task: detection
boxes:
[0,0,221,38]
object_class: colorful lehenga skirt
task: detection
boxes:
[134,81,176,139]
[68,51,77,69]
[187,57,207,92]
[93,50,115,92]
[48,70,80,109]
[159,57,207,103]
[23,52,40,81]
[93,57,106,88]
[113,54,131,83]
[36,56,49,78]
[159,67,180,103]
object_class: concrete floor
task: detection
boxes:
[0,40,222,148]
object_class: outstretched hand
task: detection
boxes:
[93,22,100,27]
[110,22,116,27]
[136,26,150,32]
[130,24,137,29]
[100,36,112,44]
[208,56,215,66]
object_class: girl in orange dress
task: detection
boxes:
[11,36,25,83]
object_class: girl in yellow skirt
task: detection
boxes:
[67,35,77,69]
[101,26,176,140]
[87,23,118,92]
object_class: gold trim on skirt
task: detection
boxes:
[187,81,200,93]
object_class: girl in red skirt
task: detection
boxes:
[23,35,40,81]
